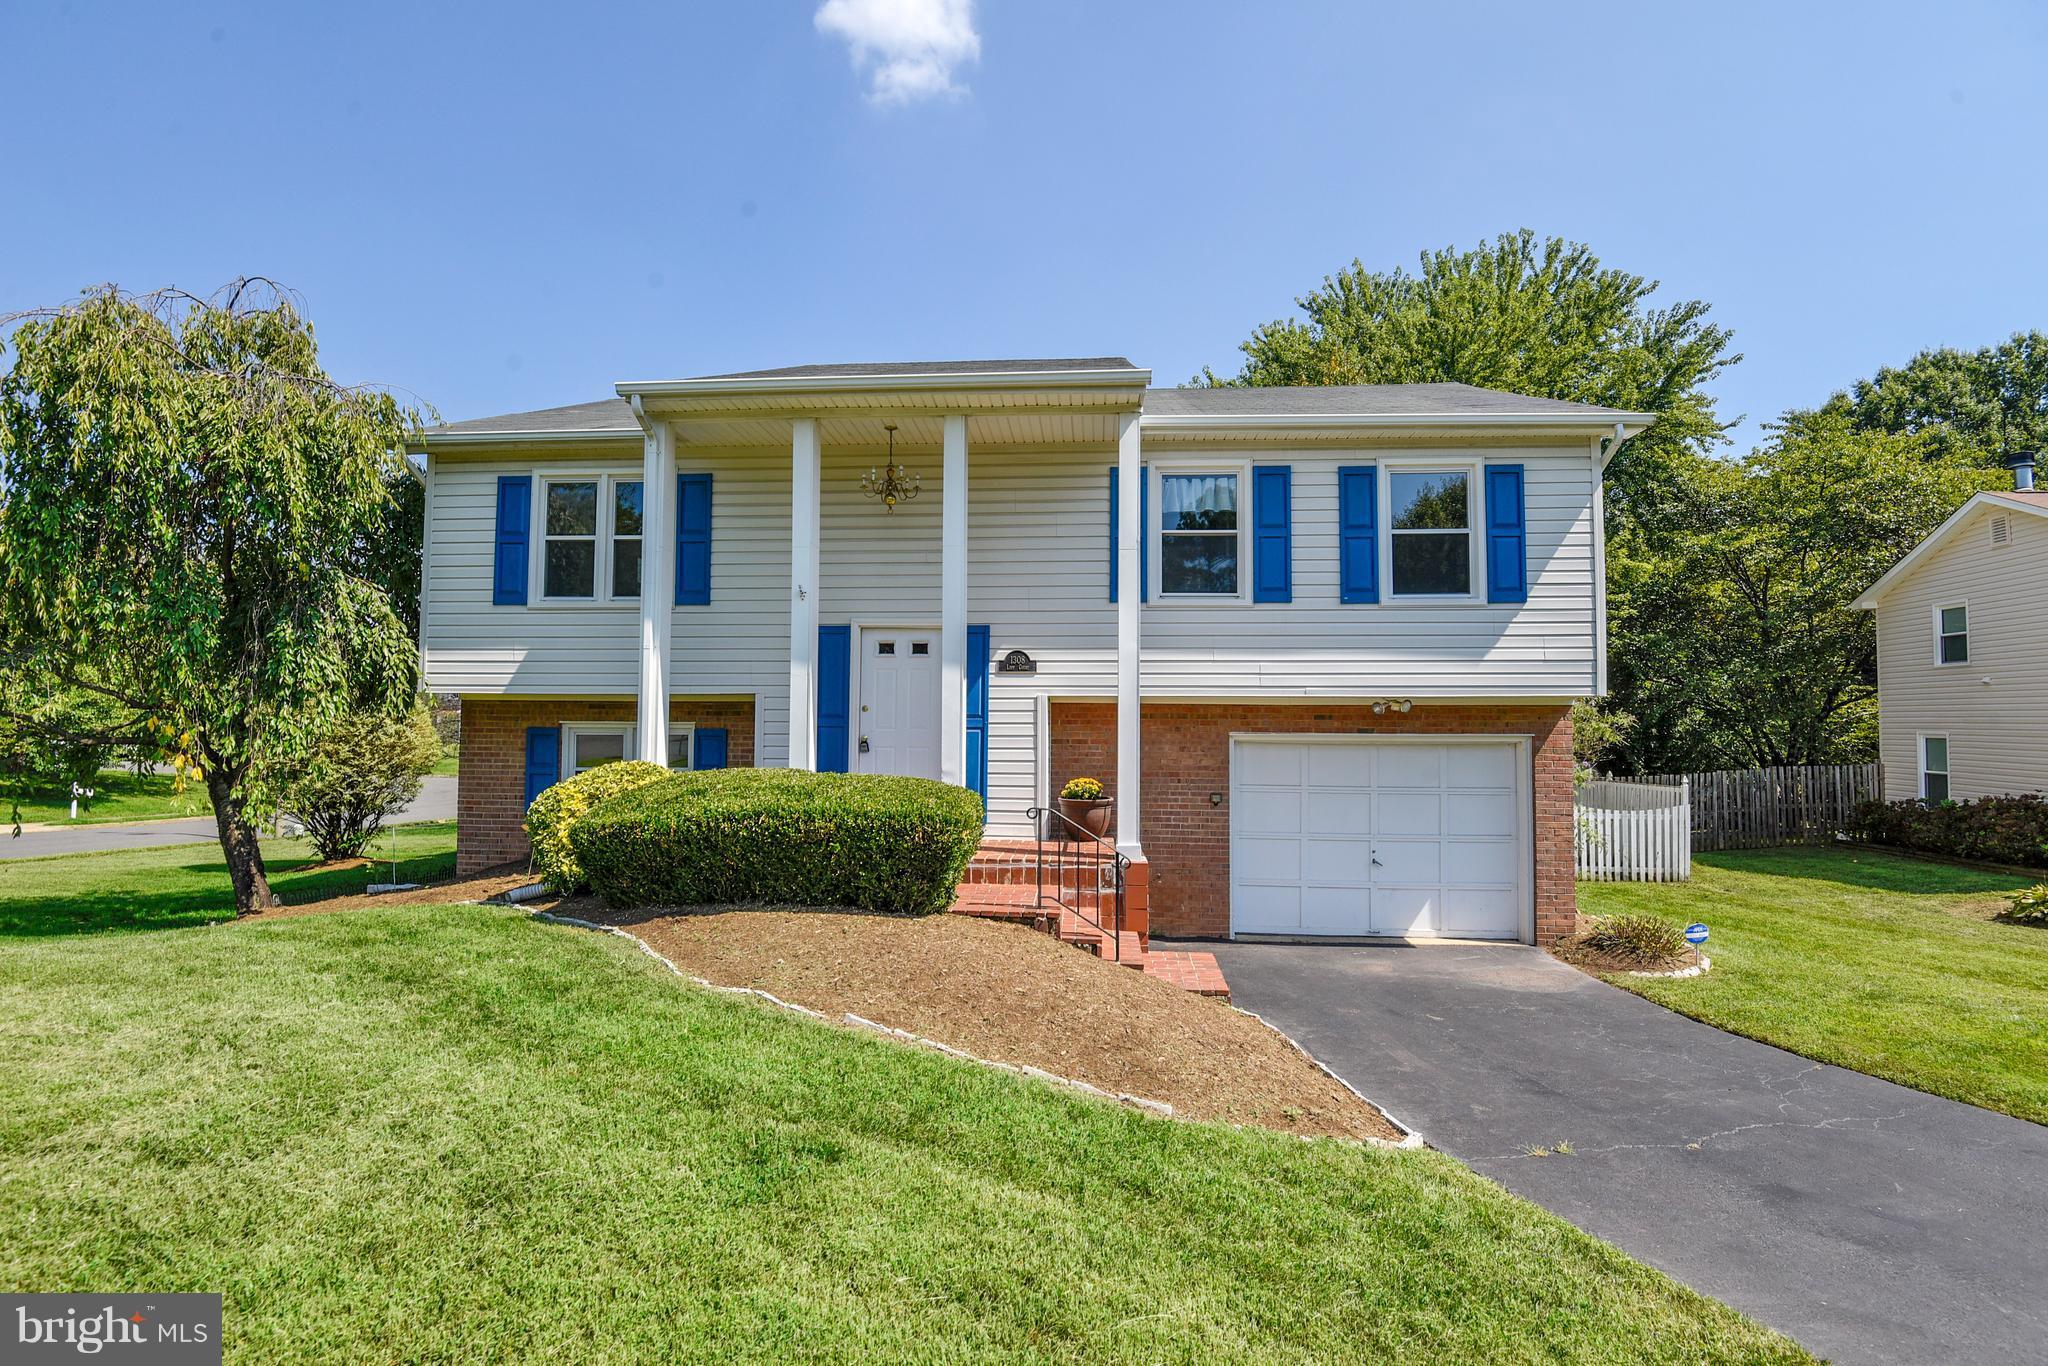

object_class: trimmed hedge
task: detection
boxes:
[1847,793,2048,869]
[569,768,985,914]
[526,760,670,893]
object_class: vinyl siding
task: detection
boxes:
[1873,504,2048,800]
[424,437,1601,834]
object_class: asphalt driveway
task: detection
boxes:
[1211,940,2048,1366]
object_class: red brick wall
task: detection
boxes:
[457,696,756,873]
[1048,701,1577,943]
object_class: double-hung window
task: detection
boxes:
[539,474,642,603]
[1920,735,1950,802]
[1389,469,1474,597]
[1935,604,1968,664]
[1160,473,1240,596]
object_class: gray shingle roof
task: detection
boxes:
[428,398,638,437]
[1141,382,1640,418]
[691,357,1140,380]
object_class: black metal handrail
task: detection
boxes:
[1025,805,1130,962]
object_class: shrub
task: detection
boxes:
[280,705,441,861]
[2002,885,2048,928]
[1576,913,1686,967]
[526,760,669,893]
[1848,794,2048,868]
[569,769,985,914]
[1060,776,1105,801]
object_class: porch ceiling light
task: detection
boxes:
[861,424,922,511]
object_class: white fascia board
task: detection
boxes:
[618,368,1152,398]
[411,428,642,451]
[1852,491,2048,609]
[1138,412,1656,434]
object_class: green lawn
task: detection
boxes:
[430,750,460,777]
[1581,846,2048,1124]
[0,902,1805,1363]
[7,767,212,826]
[0,821,458,937]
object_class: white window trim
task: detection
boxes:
[1931,600,1969,667]
[531,470,645,609]
[1148,458,1251,604]
[1381,457,1482,603]
[1917,732,1950,800]
[562,720,695,772]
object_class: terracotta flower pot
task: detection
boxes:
[1057,796,1113,841]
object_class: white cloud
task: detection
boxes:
[814,0,980,105]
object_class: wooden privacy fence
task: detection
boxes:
[1576,779,1692,881]
[1596,763,1882,852]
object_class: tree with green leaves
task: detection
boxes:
[0,281,422,911]
[1609,414,2002,770]
[1797,331,2048,468]
[1203,229,1741,526]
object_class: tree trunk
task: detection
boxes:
[206,767,278,914]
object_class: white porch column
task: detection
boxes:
[787,417,822,770]
[1115,410,1142,854]
[939,414,968,786]
[635,422,676,764]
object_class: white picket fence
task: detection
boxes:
[1576,779,1692,881]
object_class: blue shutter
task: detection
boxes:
[523,726,560,807]
[816,625,851,773]
[675,473,712,605]
[1107,466,1151,602]
[1338,465,1379,604]
[1485,464,1528,604]
[493,475,532,605]
[1108,466,1120,602]
[693,726,728,770]
[1252,465,1293,603]
[966,624,990,817]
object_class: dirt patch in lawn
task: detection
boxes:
[572,904,1401,1143]
[244,864,540,921]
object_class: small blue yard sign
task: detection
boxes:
[1684,922,1709,946]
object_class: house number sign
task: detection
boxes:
[997,649,1036,674]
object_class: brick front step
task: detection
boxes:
[949,875,1226,999]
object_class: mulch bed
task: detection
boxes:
[572,903,1402,1143]
[1550,937,1704,976]
[241,863,540,921]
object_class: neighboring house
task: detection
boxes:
[415,358,1650,945]
[1854,474,2048,804]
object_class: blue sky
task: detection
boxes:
[3,0,2043,450]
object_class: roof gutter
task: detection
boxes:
[1139,411,1657,434]
[617,367,1152,398]
[409,427,641,450]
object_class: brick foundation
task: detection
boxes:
[457,696,756,874]
[1048,701,1577,943]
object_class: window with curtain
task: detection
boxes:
[1161,473,1238,595]
[1389,470,1471,596]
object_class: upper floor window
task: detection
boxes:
[1390,469,1472,596]
[540,474,640,602]
[1935,604,1967,664]
[1161,473,1239,596]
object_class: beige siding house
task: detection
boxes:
[417,358,1650,945]
[1855,488,2048,802]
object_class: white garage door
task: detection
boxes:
[1230,738,1528,941]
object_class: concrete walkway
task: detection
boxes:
[1,776,457,861]
[1210,939,2048,1366]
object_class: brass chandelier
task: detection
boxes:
[861,424,921,510]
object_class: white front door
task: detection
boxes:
[1229,738,1527,941]
[858,629,941,779]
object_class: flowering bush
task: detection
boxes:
[2002,885,2048,927]
[1060,776,1105,801]
[1847,794,2048,868]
